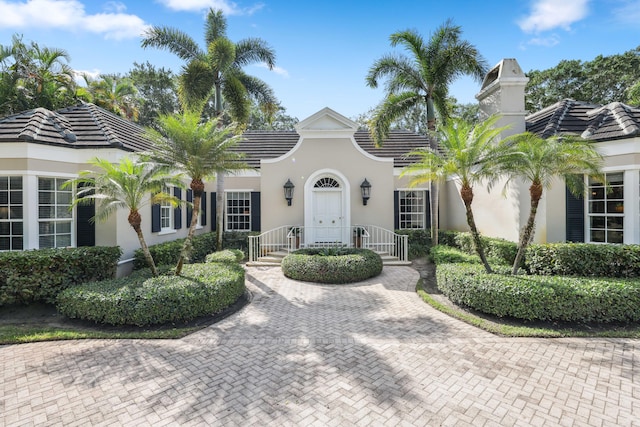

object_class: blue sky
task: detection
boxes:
[1,0,639,120]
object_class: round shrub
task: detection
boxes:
[56,262,245,326]
[282,248,382,284]
[206,249,244,263]
[436,263,640,323]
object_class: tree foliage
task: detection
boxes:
[525,46,640,111]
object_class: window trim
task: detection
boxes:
[37,176,74,249]
[0,175,24,251]
[158,185,176,235]
[587,172,624,244]
[397,189,427,230]
[225,190,252,232]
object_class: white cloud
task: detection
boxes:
[157,0,263,15]
[73,68,101,84]
[612,0,640,24]
[256,63,289,78]
[526,34,561,47]
[518,0,590,33]
[0,0,150,40]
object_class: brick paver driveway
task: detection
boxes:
[2,266,639,426]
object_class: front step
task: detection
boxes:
[247,250,410,267]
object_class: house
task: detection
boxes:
[442,58,640,246]
[5,58,636,273]
[0,103,431,273]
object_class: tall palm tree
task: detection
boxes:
[144,111,246,275]
[366,20,488,245]
[67,157,183,277]
[401,116,510,273]
[496,133,603,275]
[141,8,277,250]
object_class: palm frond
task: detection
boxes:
[234,38,276,69]
[141,26,203,61]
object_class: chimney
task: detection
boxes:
[476,58,529,137]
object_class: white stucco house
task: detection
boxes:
[3,57,640,274]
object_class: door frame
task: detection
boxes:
[304,169,351,245]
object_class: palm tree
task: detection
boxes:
[67,157,183,277]
[79,74,139,121]
[496,133,603,275]
[366,20,488,245]
[142,8,277,250]
[401,116,510,273]
[144,111,246,275]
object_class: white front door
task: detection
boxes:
[314,190,342,242]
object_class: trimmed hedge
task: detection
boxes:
[436,263,640,323]
[439,230,518,266]
[526,243,640,278]
[206,249,244,263]
[57,262,245,326]
[282,248,383,284]
[396,229,431,259]
[0,246,122,306]
[430,245,511,267]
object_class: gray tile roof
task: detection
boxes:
[526,99,640,142]
[236,130,429,168]
[0,103,153,151]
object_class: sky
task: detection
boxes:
[1,0,639,120]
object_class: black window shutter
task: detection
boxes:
[211,192,216,231]
[76,184,95,246]
[393,191,399,230]
[201,192,207,226]
[186,189,193,228]
[251,192,261,232]
[173,187,182,230]
[566,185,584,242]
[424,190,431,230]
[151,202,160,232]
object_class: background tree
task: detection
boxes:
[366,20,488,245]
[127,61,180,126]
[495,133,603,275]
[142,7,277,250]
[525,47,640,111]
[79,74,139,120]
[401,116,510,273]
[0,34,77,115]
[67,157,182,277]
[246,101,298,130]
[145,112,246,275]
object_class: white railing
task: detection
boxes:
[249,224,408,263]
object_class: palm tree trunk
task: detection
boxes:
[461,184,492,273]
[430,182,439,246]
[133,225,158,277]
[176,191,201,275]
[216,172,225,251]
[512,183,543,275]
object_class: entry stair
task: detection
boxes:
[247,249,410,267]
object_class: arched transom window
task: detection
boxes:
[314,177,340,188]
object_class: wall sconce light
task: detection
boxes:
[360,178,371,205]
[283,179,295,206]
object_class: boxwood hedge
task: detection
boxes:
[0,246,122,306]
[57,262,245,326]
[205,249,244,263]
[282,248,383,284]
[438,231,518,266]
[436,263,640,323]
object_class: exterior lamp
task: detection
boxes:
[283,179,295,206]
[360,178,371,206]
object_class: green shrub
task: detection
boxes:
[436,263,640,323]
[0,246,122,306]
[526,243,640,278]
[282,248,383,284]
[206,249,244,263]
[57,262,245,326]
[430,245,481,265]
[396,229,431,259]
[437,230,518,266]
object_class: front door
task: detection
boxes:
[314,190,342,242]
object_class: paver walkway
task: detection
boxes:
[1,266,639,426]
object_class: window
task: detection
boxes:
[38,177,72,248]
[160,186,173,231]
[398,190,425,229]
[0,176,23,250]
[226,191,251,231]
[588,173,623,244]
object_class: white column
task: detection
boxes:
[24,174,39,249]
[624,169,639,244]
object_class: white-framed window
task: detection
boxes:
[398,190,425,229]
[160,185,173,231]
[588,173,623,244]
[226,191,251,231]
[38,177,72,248]
[0,176,23,251]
